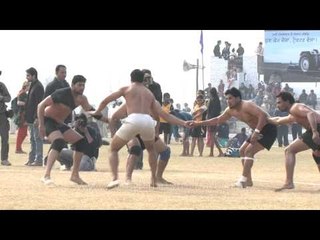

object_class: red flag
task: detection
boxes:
[200,30,203,54]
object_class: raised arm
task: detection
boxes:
[193,108,231,127]
[95,88,125,114]
[152,100,187,127]
[268,115,294,126]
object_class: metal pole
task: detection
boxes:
[201,54,204,90]
[196,59,199,96]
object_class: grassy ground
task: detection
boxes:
[1,134,320,210]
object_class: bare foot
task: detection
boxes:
[247,180,253,187]
[217,153,224,157]
[156,178,173,185]
[275,183,294,192]
[70,177,87,185]
[150,178,158,187]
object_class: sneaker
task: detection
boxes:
[234,180,247,188]
[60,165,70,171]
[1,160,11,166]
[31,161,43,166]
[41,176,54,185]
[107,180,120,189]
[24,161,33,166]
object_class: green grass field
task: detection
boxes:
[1,134,320,210]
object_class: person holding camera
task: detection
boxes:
[58,113,102,171]
[0,72,12,166]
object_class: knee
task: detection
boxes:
[239,148,245,157]
[284,145,293,155]
[73,138,87,152]
[159,147,171,161]
[51,138,66,152]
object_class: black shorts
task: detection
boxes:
[136,134,159,151]
[44,117,71,137]
[159,122,171,134]
[247,123,277,150]
[190,126,206,138]
[301,124,320,151]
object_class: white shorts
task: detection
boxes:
[116,113,156,141]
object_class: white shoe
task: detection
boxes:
[41,176,55,185]
[234,180,247,188]
[60,165,67,171]
[107,180,120,189]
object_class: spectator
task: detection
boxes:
[273,108,289,147]
[14,81,30,154]
[298,89,308,104]
[256,42,264,75]
[0,72,12,166]
[182,103,191,113]
[24,67,44,166]
[206,87,224,157]
[236,43,244,57]
[224,127,248,158]
[58,113,102,171]
[213,40,222,58]
[307,89,317,110]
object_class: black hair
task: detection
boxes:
[130,69,144,83]
[26,67,38,78]
[224,87,242,99]
[71,75,86,85]
[276,91,295,104]
[55,65,66,74]
[210,87,218,97]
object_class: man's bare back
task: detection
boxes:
[121,83,156,115]
[289,103,320,129]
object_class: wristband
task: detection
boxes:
[254,129,260,134]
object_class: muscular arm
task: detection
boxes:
[152,101,187,126]
[95,88,124,113]
[80,95,94,112]
[194,108,231,126]
[307,111,318,133]
[268,115,294,125]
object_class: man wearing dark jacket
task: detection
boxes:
[44,65,71,124]
[25,67,44,166]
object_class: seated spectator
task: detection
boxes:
[224,127,248,158]
[217,122,229,147]
[228,127,248,148]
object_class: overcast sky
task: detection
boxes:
[0,30,264,109]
